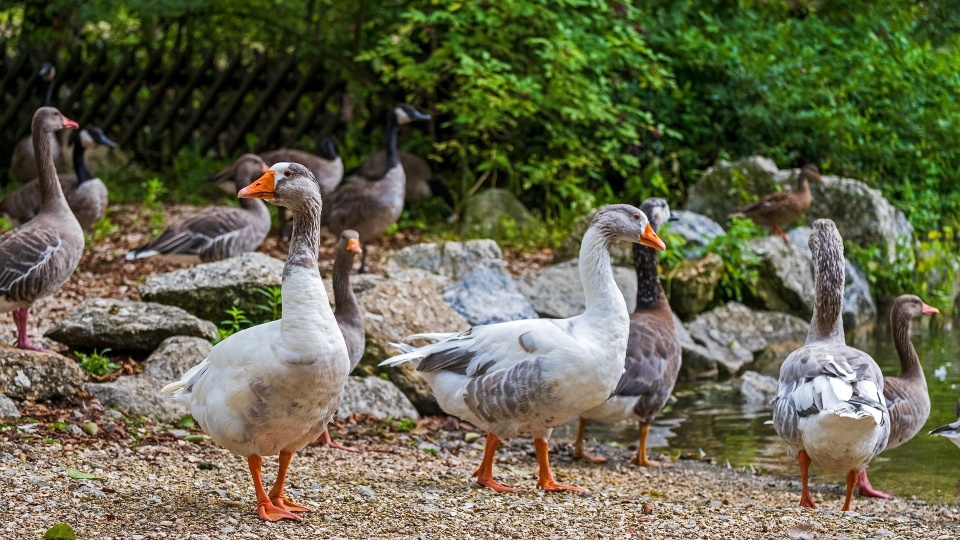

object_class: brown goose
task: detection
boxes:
[730,164,820,244]
[9,64,65,183]
[574,198,681,466]
[324,104,431,272]
[126,154,270,263]
[0,107,83,352]
[2,126,116,231]
[857,294,938,499]
[315,229,364,452]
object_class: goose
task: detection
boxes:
[0,107,83,352]
[162,162,350,522]
[325,104,431,272]
[857,295,938,498]
[1,126,116,231]
[346,150,454,207]
[574,198,681,466]
[772,219,889,511]
[126,154,270,263]
[315,229,364,452]
[930,399,960,449]
[381,205,666,492]
[10,63,65,183]
[730,164,821,244]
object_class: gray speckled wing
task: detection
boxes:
[130,206,268,262]
[614,312,681,423]
[0,223,79,305]
[464,356,557,438]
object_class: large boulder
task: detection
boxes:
[684,302,808,377]
[666,253,722,320]
[746,228,816,320]
[676,314,719,380]
[554,209,633,266]
[0,394,20,419]
[442,268,539,326]
[45,298,217,352]
[0,344,85,401]
[85,336,212,420]
[139,252,284,323]
[460,188,537,240]
[386,239,503,281]
[739,371,779,406]
[665,211,725,256]
[516,259,637,318]
[337,376,419,420]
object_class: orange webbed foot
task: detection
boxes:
[799,494,817,509]
[537,479,589,493]
[258,501,302,522]
[314,430,359,452]
[635,456,669,468]
[473,473,524,493]
[573,448,607,464]
[271,496,311,513]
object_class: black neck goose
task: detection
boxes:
[730,164,820,244]
[162,162,351,522]
[125,154,271,264]
[0,107,83,352]
[381,204,665,493]
[324,104,431,272]
[10,64,66,183]
[1,126,116,231]
[346,149,452,206]
[857,294,938,499]
[772,219,889,511]
[574,198,681,466]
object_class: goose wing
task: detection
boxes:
[126,206,260,261]
[0,224,67,302]
[613,316,681,411]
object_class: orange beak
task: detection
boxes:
[346,238,362,254]
[62,115,79,130]
[639,223,666,251]
[922,302,940,316]
[238,170,275,199]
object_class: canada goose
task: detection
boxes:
[730,164,821,244]
[0,107,83,352]
[345,150,454,207]
[1,126,116,231]
[9,63,66,183]
[324,104,431,271]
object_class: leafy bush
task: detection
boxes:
[216,286,283,341]
[75,348,118,377]
[699,218,764,304]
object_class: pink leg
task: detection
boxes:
[857,469,892,499]
[314,430,359,452]
[13,309,53,353]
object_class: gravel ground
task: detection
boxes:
[1,411,958,540]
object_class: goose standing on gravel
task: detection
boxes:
[857,294,938,498]
[0,107,82,352]
[730,164,820,244]
[382,205,666,492]
[1,126,116,231]
[10,63,63,183]
[574,198,681,466]
[772,219,889,511]
[315,229,364,452]
[126,154,270,263]
[930,399,960,449]
[325,104,431,272]
[162,162,350,522]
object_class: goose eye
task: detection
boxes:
[633,213,641,221]
[284,169,293,178]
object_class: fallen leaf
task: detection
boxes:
[43,523,76,540]
[66,469,106,481]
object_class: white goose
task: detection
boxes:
[381,205,665,492]
[772,219,889,511]
[162,162,350,522]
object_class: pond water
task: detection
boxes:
[564,318,960,504]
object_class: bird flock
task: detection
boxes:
[2,96,959,524]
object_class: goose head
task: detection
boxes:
[33,106,78,134]
[238,162,319,209]
[234,154,269,189]
[319,137,340,161]
[892,294,939,319]
[593,204,666,251]
[79,125,117,149]
[338,229,362,255]
[639,197,676,232]
[39,62,56,82]
[393,104,431,125]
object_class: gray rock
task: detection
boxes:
[45,298,217,352]
[139,252,285,323]
[387,239,504,281]
[555,209,633,266]
[675,314,719,380]
[684,302,808,377]
[0,394,19,419]
[686,156,782,223]
[0,345,85,400]
[337,376,419,420]
[460,188,537,240]
[443,267,538,325]
[665,210,725,256]
[666,253,722,320]
[516,259,636,319]
[739,371,778,406]
[85,337,212,420]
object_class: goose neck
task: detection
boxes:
[284,196,323,277]
[34,121,69,214]
[807,248,845,344]
[384,112,400,170]
[73,140,91,185]
[44,80,54,107]
[892,308,924,381]
[633,241,666,310]
[333,249,361,321]
[578,226,627,317]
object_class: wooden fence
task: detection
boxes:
[0,41,345,181]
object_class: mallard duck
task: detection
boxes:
[857,295,938,498]
[730,164,820,244]
[0,107,83,352]
[930,399,960,448]
[574,198,681,466]
[772,219,889,511]
[381,205,665,492]
[162,162,351,522]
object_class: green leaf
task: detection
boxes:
[43,523,76,540]
[65,469,106,481]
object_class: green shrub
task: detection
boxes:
[75,348,118,377]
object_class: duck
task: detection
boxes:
[1,125,116,231]
[161,162,351,522]
[730,164,820,244]
[315,229,365,452]
[9,64,65,183]
[345,150,454,207]
[772,219,889,511]
[857,295,939,498]
[0,107,83,352]
[574,198,681,466]
[930,399,960,449]
[381,204,666,492]
[125,154,270,263]
[324,104,431,272]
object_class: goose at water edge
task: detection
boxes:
[162,163,350,522]
[574,198,681,466]
[772,219,889,511]
[0,107,83,352]
[930,399,960,449]
[730,164,821,245]
[381,204,666,492]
